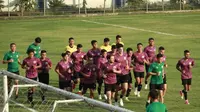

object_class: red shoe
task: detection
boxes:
[185,100,190,105]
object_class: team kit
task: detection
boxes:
[3,36,195,111]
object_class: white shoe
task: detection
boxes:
[114,102,119,107]
[119,98,124,107]
[134,88,138,96]
[125,97,130,101]
[145,84,148,90]
[137,92,141,97]
[104,94,107,100]
[98,95,102,100]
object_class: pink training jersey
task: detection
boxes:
[107,51,116,59]
[177,58,195,79]
[55,60,73,81]
[38,58,52,73]
[81,63,97,84]
[98,56,108,78]
[102,62,121,84]
[22,57,41,79]
[115,53,129,75]
[87,48,101,65]
[144,46,156,63]
[132,51,148,72]
[71,51,86,72]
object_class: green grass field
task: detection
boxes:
[0,12,200,112]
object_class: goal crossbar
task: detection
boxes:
[0,70,134,112]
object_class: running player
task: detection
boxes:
[3,43,21,99]
[100,38,111,52]
[102,55,121,104]
[125,48,134,101]
[81,58,98,99]
[114,44,130,107]
[144,38,156,89]
[97,49,108,100]
[38,50,52,103]
[22,49,41,107]
[71,44,86,93]
[55,53,73,92]
[146,54,165,106]
[27,37,42,58]
[176,50,195,104]
[112,35,124,46]
[146,89,167,112]
[107,45,117,59]
[132,43,149,97]
[152,47,168,97]
[64,37,77,54]
[87,40,101,65]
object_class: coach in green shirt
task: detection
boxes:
[27,37,41,58]
[146,89,167,112]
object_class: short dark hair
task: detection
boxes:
[101,49,107,54]
[61,52,68,57]
[109,55,115,60]
[65,51,71,55]
[149,37,154,41]
[157,53,163,58]
[111,45,117,49]
[159,46,165,51]
[137,43,143,46]
[116,44,123,49]
[27,49,35,54]
[35,37,41,43]
[41,50,47,54]
[10,43,16,47]
[91,40,97,45]
[149,89,159,100]
[77,44,83,48]
[69,37,74,41]
[184,50,190,54]
[116,35,122,40]
[104,38,110,42]
[126,47,133,53]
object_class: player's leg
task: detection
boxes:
[97,78,103,100]
[133,72,138,95]
[125,72,132,101]
[137,72,144,97]
[144,64,149,89]
[119,75,128,106]
[163,74,167,97]
[114,76,120,106]
[104,83,107,100]
[78,78,84,94]
[14,79,19,99]
[158,84,164,103]
[146,83,155,107]
[81,84,88,96]
[106,90,112,104]
[111,84,116,103]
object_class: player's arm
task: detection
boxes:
[113,64,122,74]
[48,60,53,69]
[148,64,159,76]
[21,60,29,70]
[34,59,42,69]
[2,53,13,64]
[55,64,65,78]
[176,61,182,73]
[144,53,150,65]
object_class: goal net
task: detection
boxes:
[0,70,133,112]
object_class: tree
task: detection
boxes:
[126,0,145,11]
[48,0,65,12]
[0,0,4,12]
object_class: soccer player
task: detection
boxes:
[125,48,134,101]
[102,55,121,104]
[22,49,41,107]
[55,53,73,92]
[176,50,195,104]
[27,37,42,58]
[100,38,111,52]
[144,38,156,89]
[152,47,168,96]
[114,44,130,107]
[3,43,21,99]
[107,45,117,59]
[146,54,165,105]
[64,37,77,54]
[71,44,86,93]
[87,40,101,65]
[38,50,52,103]
[132,43,149,97]
[112,35,124,46]
[97,49,108,100]
[146,89,167,112]
[81,58,98,99]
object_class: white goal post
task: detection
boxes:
[0,70,134,112]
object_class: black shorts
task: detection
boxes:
[74,71,84,79]
[150,83,164,90]
[59,81,72,89]
[38,72,49,85]
[128,72,132,84]
[163,74,167,84]
[83,83,96,90]
[117,74,129,85]
[97,78,103,84]
[8,71,20,81]
[134,72,144,78]
[105,84,116,92]
[182,79,192,85]
[145,64,150,75]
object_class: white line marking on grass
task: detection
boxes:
[82,20,182,36]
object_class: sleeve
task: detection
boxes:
[48,59,52,67]
[26,45,31,53]
[22,59,26,66]
[143,47,147,53]
[71,53,75,60]
[192,59,195,66]
[144,52,149,61]
[64,46,68,52]
[3,53,8,61]
[37,59,41,66]
[55,63,60,70]
[148,64,154,73]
